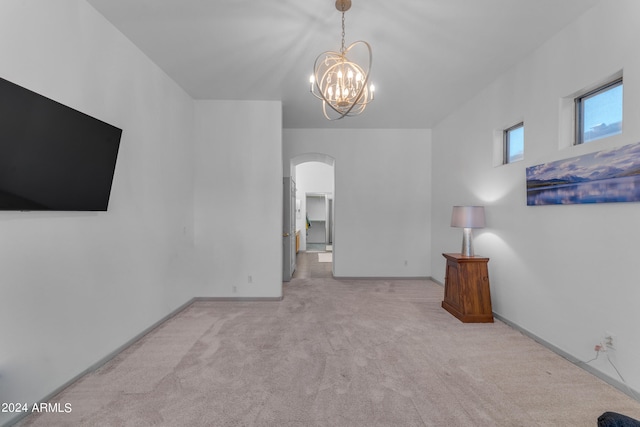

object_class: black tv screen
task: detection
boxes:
[0,77,122,211]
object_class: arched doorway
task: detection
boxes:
[284,153,336,280]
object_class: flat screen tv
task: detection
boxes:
[0,77,122,211]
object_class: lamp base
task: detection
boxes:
[461,228,474,257]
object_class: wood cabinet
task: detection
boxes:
[441,253,493,323]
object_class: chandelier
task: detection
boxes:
[310,0,374,120]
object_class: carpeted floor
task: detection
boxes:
[16,272,640,426]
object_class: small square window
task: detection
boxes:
[504,122,524,164]
[575,78,622,144]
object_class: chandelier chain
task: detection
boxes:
[341,10,346,54]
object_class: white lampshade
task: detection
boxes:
[451,206,485,229]
[451,206,485,257]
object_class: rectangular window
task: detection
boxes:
[504,122,524,164]
[575,78,622,144]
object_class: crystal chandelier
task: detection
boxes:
[310,0,374,120]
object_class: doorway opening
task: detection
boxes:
[296,161,335,254]
[284,155,335,280]
[305,193,332,253]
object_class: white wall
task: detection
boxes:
[194,100,283,298]
[284,129,432,278]
[0,1,198,424]
[431,0,640,395]
[296,162,335,204]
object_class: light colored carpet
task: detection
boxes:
[317,252,332,263]
[17,278,640,426]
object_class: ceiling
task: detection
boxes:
[85,0,600,129]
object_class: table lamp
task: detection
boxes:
[451,206,485,257]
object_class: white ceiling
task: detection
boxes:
[86,0,600,129]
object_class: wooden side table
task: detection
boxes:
[441,253,493,323]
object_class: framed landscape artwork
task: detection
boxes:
[526,142,640,205]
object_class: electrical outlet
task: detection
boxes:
[604,332,615,351]
[233,285,237,293]
[248,275,253,284]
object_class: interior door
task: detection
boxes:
[283,177,296,281]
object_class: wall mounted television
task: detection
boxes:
[0,77,122,211]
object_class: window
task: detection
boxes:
[575,78,622,144]
[504,122,524,164]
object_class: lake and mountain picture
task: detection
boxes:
[526,142,640,205]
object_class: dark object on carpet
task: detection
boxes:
[598,412,640,427]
